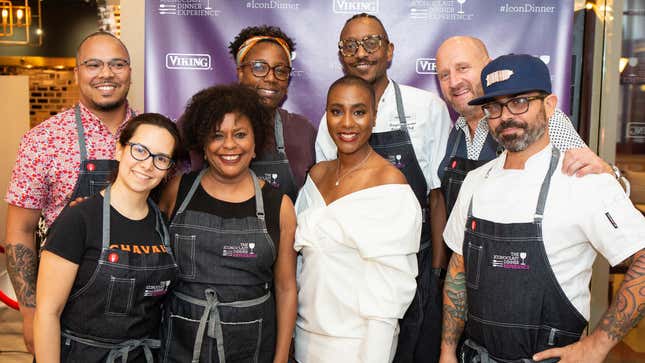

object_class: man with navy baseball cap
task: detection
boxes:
[439,54,645,363]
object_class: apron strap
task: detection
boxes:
[175,168,209,215]
[392,81,407,127]
[173,289,271,363]
[149,200,170,248]
[534,147,560,222]
[102,184,112,249]
[74,105,88,162]
[449,127,463,159]
[249,170,265,220]
[274,110,287,156]
[61,330,159,363]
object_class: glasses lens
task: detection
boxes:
[130,143,150,161]
[250,62,269,77]
[108,59,129,73]
[273,65,291,80]
[363,37,381,53]
[153,155,173,170]
[507,97,530,114]
[482,104,502,119]
[83,60,103,74]
[341,40,358,56]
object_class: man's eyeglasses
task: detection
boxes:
[482,95,547,119]
[127,142,174,171]
[79,58,130,76]
[239,60,292,81]
[338,34,387,57]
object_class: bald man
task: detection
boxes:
[4,31,135,354]
[435,36,610,217]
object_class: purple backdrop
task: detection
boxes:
[145,0,573,124]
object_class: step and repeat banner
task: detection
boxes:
[145,0,572,124]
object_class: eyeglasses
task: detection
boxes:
[482,95,547,119]
[127,142,174,171]
[79,58,130,76]
[239,60,292,81]
[338,34,387,57]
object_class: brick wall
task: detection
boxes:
[0,66,78,128]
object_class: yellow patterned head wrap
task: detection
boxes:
[235,36,292,67]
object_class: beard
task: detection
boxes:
[491,108,547,152]
[91,92,129,112]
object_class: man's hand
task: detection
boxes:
[533,334,610,363]
[562,147,612,177]
[68,196,88,208]
[438,352,459,363]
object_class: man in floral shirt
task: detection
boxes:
[4,31,136,354]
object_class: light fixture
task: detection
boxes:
[619,57,629,73]
[0,0,43,46]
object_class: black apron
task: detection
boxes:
[440,129,491,217]
[461,147,587,362]
[162,169,277,363]
[251,110,298,202]
[36,105,125,247]
[371,82,439,363]
[60,185,178,362]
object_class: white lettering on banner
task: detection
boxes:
[409,0,474,21]
[333,0,379,14]
[158,0,221,16]
[165,53,212,70]
[416,58,437,75]
[246,0,300,9]
[499,3,556,13]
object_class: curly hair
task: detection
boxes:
[228,25,296,60]
[179,84,271,155]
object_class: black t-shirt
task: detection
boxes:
[44,195,163,291]
[173,171,283,245]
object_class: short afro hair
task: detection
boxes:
[179,84,272,156]
[228,25,296,60]
[327,75,376,110]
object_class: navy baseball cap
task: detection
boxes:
[468,54,552,106]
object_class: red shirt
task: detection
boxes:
[5,102,135,227]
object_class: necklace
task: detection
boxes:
[335,149,372,186]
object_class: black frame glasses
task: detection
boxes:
[482,95,547,119]
[127,142,174,171]
[338,34,388,57]
[79,58,130,75]
[239,60,292,81]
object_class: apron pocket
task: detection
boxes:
[220,319,263,363]
[174,234,196,280]
[105,276,135,316]
[162,314,201,363]
[89,179,110,195]
[466,242,483,290]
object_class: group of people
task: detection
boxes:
[3,11,644,363]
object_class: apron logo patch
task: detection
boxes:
[223,242,257,258]
[389,117,416,130]
[605,212,618,229]
[144,280,171,297]
[260,173,280,188]
[387,154,406,169]
[107,252,119,263]
[492,252,529,270]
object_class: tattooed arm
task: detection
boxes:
[5,204,41,354]
[534,248,645,363]
[439,253,467,363]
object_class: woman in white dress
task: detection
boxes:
[294,76,422,363]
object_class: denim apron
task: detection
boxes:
[161,169,277,363]
[461,148,586,362]
[59,185,178,362]
[371,82,439,363]
[36,105,128,247]
[251,110,298,202]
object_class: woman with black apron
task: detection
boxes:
[34,114,184,362]
[230,25,317,202]
[159,85,297,363]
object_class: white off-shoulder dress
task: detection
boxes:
[294,176,422,363]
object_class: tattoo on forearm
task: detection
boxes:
[442,254,467,346]
[5,244,38,308]
[598,249,645,340]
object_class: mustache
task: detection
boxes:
[494,119,527,134]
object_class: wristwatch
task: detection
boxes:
[432,267,447,280]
